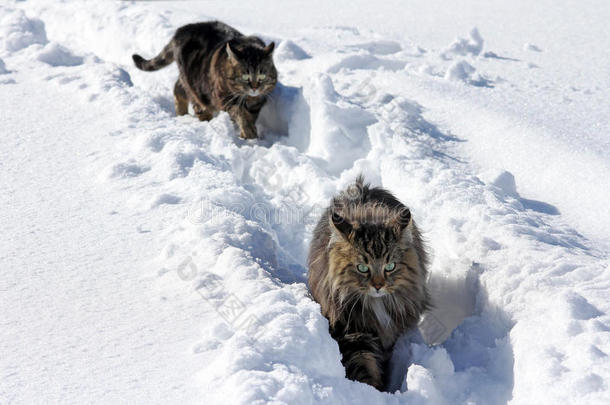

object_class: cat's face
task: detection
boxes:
[225,41,277,97]
[327,209,418,300]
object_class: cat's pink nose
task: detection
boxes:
[373,282,384,290]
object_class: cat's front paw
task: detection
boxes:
[344,350,384,390]
[193,105,213,121]
[239,125,258,140]
[195,111,213,121]
[338,332,385,390]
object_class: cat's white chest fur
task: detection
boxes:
[369,298,395,349]
[370,298,393,328]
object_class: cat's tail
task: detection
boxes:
[132,40,174,71]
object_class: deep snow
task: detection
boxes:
[1,1,609,404]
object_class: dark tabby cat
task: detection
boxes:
[308,176,430,391]
[132,21,277,139]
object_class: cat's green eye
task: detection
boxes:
[241,74,251,82]
[384,262,396,272]
[257,74,266,81]
[356,264,369,273]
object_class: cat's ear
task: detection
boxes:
[226,43,240,62]
[389,208,411,234]
[263,42,275,55]
[330,211,354,239]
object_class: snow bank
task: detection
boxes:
[37,42,83,66]
[0,7,46,52]
[443,59,490,87]
[441,28,484,59]
[275,39,310,62]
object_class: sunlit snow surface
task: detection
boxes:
[1,1,609,404]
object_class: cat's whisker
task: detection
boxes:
[222,93,241,109]
[345,295,360,328]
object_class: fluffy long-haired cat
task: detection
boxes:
[308,176,430,391]
[132,21,277,139]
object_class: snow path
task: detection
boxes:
[2,1,610,404]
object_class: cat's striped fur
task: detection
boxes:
[132,21,276,139]
[308,176,430,390]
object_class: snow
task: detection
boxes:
[443,60,489,87]
[0,8,46,52]
[441,28,484,59]
[36,43,83,67]
[2,0,609,404]
[274,40,311,62]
